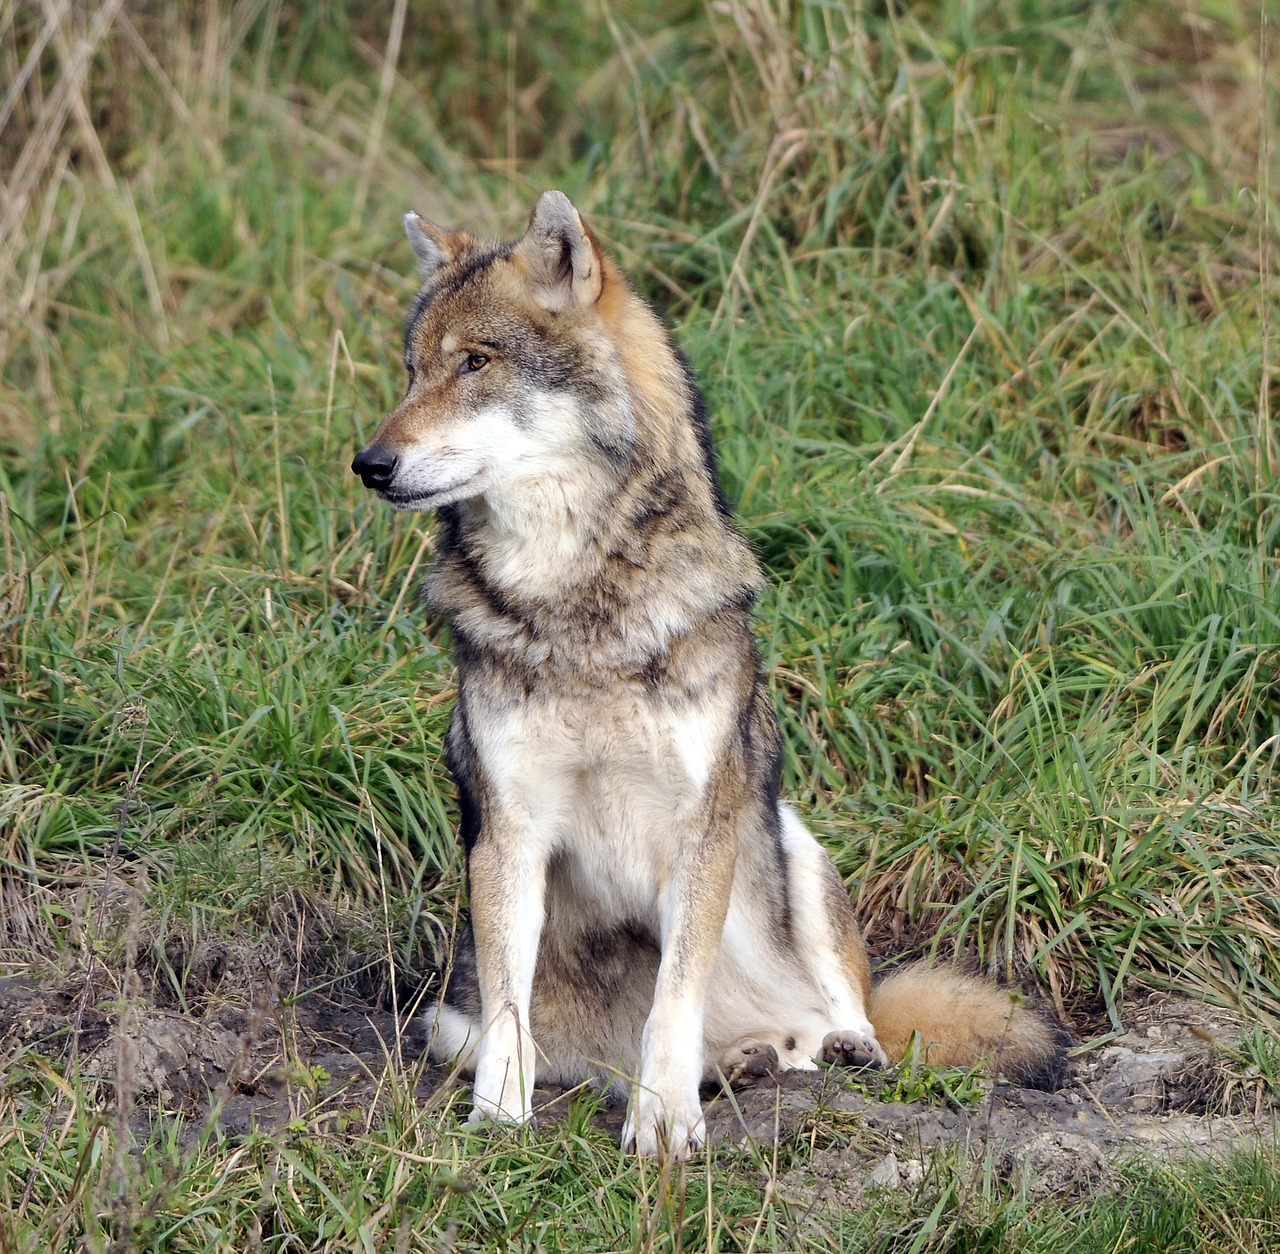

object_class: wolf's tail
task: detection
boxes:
[868,963,1069,1090]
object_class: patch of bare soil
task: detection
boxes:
[0,971,443,1143]
[1,972,1274,1200]
[750,995,1278,1211]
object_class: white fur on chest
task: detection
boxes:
[466,684,728,922]
[451,394,614,599]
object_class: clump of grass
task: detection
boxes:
[1157,1023,1280,1118]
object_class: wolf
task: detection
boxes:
[350,191,1066,1157]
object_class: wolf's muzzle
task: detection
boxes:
[351,443,399,491]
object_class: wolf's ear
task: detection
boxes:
[512,191,605,312]
[405,211,458,280]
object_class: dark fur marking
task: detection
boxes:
[625,470,691,537]
[635,653,668,690]
[556,920,660,1012]
[452,631,542,702]
[403,245,514,363]
[761,744,793,946]
[502,334,599,400]
[730,677,793,946]
[442,516,528,626]
[677,349,733,517]
[433,245,514,303]
[404,294,430,366]
[445,710,484,856]
[1017,1025,1073,1092]
[588,427,634,464]
[440,925,482,1014]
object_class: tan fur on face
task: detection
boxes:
[595,261,694,461]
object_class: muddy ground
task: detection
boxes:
[1,970,1274,1203]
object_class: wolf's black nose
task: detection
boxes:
[351,443,398,490]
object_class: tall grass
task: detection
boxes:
[1,0,1278,1247]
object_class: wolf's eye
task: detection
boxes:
[461,353,489,374]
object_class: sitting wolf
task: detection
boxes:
[351,191,1065,1157]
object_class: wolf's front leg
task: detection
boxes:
[624,813,738,1158]
[466,834,547,1126]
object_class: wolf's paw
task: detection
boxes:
[821,1029,889,1069]
[468,1038,536,1127]
[623,1091,706,1159]
[716,1038,781,1090]
[465,1088,533,1127]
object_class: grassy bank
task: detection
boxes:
[1,0,1278,1248]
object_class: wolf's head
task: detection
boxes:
[352,191,675,515]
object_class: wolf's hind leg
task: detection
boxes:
[776,804,888,1066]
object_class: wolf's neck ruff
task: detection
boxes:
[427,430,760,683]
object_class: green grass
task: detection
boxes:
[4,1054,1279,1253]
[2,0,1279,1248]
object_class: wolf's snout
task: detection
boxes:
[351,443,399,491]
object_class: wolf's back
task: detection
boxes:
[868,963,1068,1090]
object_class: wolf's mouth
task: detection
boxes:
[378,475,480,510]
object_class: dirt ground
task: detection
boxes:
[1,969,1274,1202]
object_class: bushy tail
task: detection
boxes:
[868,963,1069,1091]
